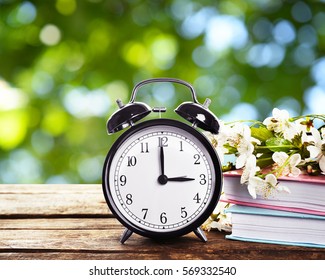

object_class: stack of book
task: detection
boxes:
[223,171,325,248]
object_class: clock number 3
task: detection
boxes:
[200,174,207,185]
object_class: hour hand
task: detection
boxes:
[167,176,195,182]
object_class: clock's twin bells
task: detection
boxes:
[106,78,220,135]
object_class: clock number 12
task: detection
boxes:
[158,136,168,147]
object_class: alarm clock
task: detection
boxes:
[102,78,222,243]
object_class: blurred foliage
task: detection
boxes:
[0,0,324,183]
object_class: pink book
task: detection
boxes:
[222,171,325,216]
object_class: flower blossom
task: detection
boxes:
[236,138,254,169]
[272,152,301,177]
[263,108,298,140]
[202,199,232,232]
[223,123,256,169]
[247,174,290,199]
[307,128,325,173]
[204,121,229,163]
[240,154,260,185]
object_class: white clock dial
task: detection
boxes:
[108,124,216,233]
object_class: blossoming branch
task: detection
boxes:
[206,108,325,199]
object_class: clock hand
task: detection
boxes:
[158,147,194,184]
[160,146,165,176]
[167,176,195,182]
[157,146,168,185]
[158,175,194,184]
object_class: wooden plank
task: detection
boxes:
[0,218,325,260]
[0,218,118,230]
[1,185,325,260]
[0,184,101,194]
[0,184,111,217]
[2,249,324,260]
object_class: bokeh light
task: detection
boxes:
[40,24,62,46]
[0,0,324,183]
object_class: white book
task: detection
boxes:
[223,172,325,216]
[226,205,325,248]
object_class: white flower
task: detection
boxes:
[224,122,250,147]
[240,154,260,184]
[247,174,290,199]
[202,199,232,232]
[263,108,297,140]
[223,123,254,169]
[204,132,228,164]
[236,138,254,169]
[307,128,325,173]
[232,122,251,141]
[272,152,301,177]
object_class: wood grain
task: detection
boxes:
[1,184,325,260]
[0,184,110,217]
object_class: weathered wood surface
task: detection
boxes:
[1,184,325,260]
[0,185,109,217]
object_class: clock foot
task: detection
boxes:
[120,228,133,244]
[193,227,208,242]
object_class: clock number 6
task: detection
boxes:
[160,212,167,224]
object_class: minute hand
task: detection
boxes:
[167,176,195,182]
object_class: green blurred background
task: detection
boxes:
[0,0,324,184]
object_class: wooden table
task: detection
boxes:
[1,184,324,260]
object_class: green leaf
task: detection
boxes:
[250,127,274,142]
[223,143,237,154]
[265,138,294,152]
[256,157,274,169]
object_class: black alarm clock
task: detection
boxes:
[102,78,222,243]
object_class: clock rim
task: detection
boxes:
[102,118,223,239]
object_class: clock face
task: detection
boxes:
[102,119,222,238]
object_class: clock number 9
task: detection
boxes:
[119,175,127,186]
